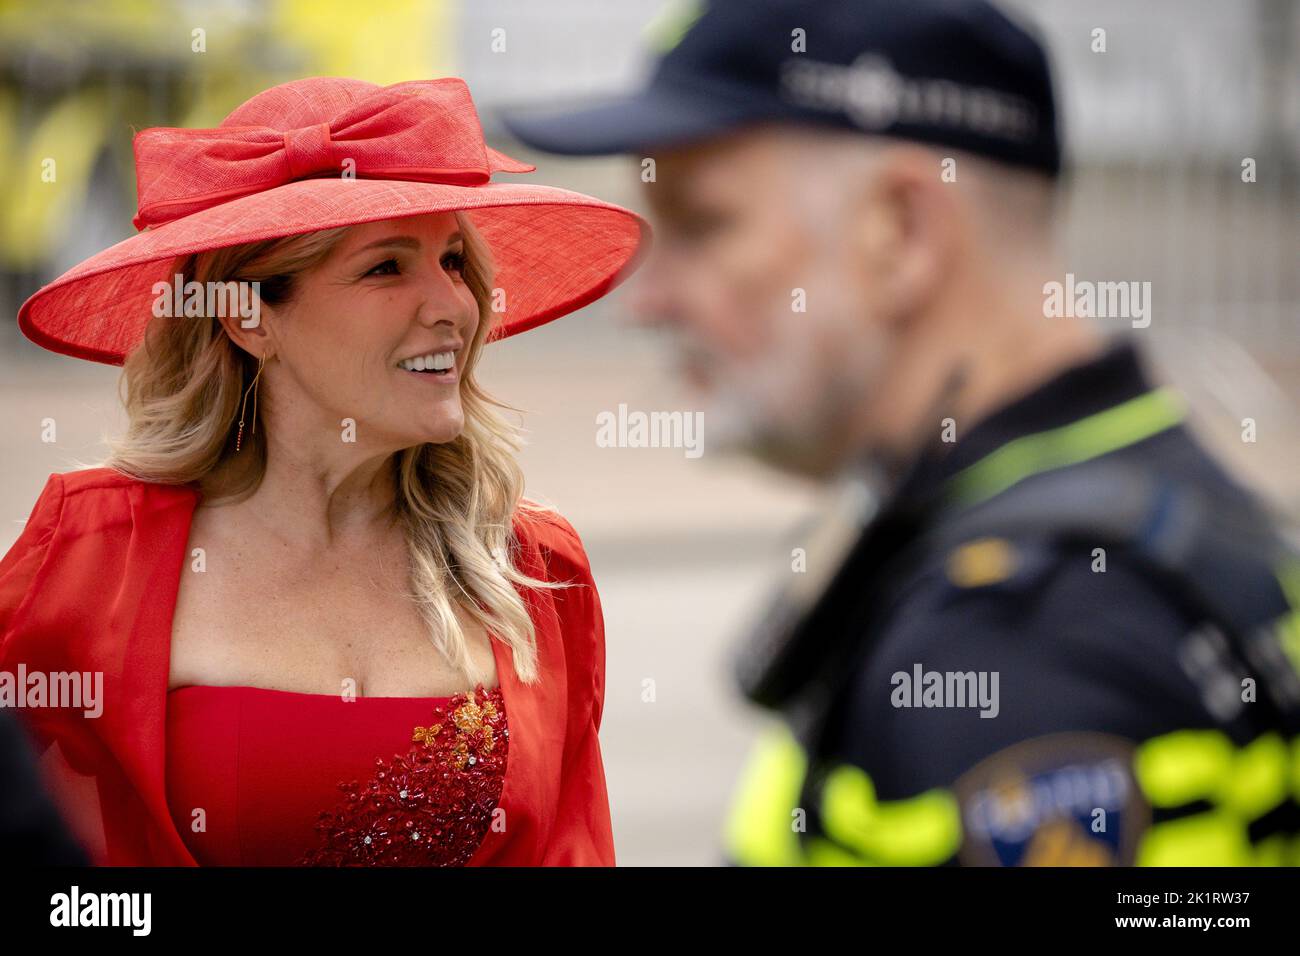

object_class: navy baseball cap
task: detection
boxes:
[500,0,1062,176]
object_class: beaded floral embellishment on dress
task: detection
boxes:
[299,683,508,866]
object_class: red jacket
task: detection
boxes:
[0,467,613,866]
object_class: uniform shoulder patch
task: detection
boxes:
[945,536,1019,588]
[952,733,1150,866]
[940,535,1065,595]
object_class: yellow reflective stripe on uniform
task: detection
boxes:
[945,387,1185,507]
[725,721,1299,866]
[723,727,963,866]
[722,722,808,866]
[1276,557,1300,610]
[804,836,882,867]
[1134,730,1296,866]
[1270,559,1300,676]
[642,0,706,53]
[1134,729,1234,807]
[1135,729,1290,820]
[1136,810,1254,866]
[1251,833,1290,867]
[1292,737,1300,803]
[1276,610,1300,678]
[819,763,962,865]
[1219,733,1290,819]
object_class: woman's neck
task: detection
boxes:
[206,438,403,551]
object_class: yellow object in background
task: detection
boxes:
[270,0,452,88]
[0,0,454,273]
[0,88,111,270]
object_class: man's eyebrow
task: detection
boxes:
[347,233,463,258]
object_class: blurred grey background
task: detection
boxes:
[1,0,1297,864]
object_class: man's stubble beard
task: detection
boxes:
[694,299,894,481]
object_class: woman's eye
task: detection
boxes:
[364,258,400,277]
[442,250,467,273]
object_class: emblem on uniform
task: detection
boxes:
[952,733,1150,866]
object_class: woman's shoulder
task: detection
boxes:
[1,467,187,632]
[510,499,594,581]
[14,466,197,541]
[40,465,194,504]
[33,465,193,498]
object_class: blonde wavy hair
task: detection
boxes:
[105,212,567,687]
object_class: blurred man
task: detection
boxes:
[504,0,1300,865]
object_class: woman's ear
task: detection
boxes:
[215,298,274,358]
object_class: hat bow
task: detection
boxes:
[131,78,535,229]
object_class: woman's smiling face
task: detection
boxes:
[262,211,483,452]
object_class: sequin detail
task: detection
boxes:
[299,684,507,866]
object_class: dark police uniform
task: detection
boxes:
[496,0,1300,866]
[723,341,1300,866]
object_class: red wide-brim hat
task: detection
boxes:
[17,76,650,365]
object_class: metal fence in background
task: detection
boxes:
[2,0,1294,363]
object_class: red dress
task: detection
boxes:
[167,683,510,866]
[0,467,613,866]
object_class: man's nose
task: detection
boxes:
[626,263,677,331]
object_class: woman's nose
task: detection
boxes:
[415,270,472,329]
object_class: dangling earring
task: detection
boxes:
[235,353,267,453]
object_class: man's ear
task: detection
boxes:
[848,146,960,328]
